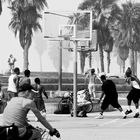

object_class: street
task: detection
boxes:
[23,106,140,140]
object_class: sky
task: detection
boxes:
[0,0,83,74]
[0,0,139,74]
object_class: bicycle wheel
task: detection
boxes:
[83,101,93,113]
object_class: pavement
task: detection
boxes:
[1,105,140,140]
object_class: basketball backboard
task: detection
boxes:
[77,30,98,51]
[43,10,92,41]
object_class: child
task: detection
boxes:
[33,78,48,120]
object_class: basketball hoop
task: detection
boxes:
[62,35,71,41]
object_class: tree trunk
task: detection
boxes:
[130,49,135,75]
[107,52,110,73]
[23,45,29,70]
[122,60,125,73]
[89,52,92,68]
[99,44,104,72]
[80,51,86,74]
[134,51,137,76]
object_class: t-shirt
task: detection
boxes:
[131,76,140,89]
[7,74,18,93]
[102,80,118,97]
[3,97,34,136]
[19,77,31,87]
[33,84,47,99]
[8,57,16,65]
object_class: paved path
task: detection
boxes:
[1,106,140,140]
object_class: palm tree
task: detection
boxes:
[78,0,118,73]
[8,0,47,70]
[110,1,140,75]
[79,50,88,73]
[104,36,113,73]
[118,45,129,73]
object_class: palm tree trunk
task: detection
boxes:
[130,49,135,75]
[107,52,110,73]
[122,60,125,73]
[80,51,86,74]
[89,52,92,68]
[99,44,104,72]
[23,45,29,70]
[134,51,137,76]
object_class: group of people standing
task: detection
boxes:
[2,67,60,140]
[7,67,48,114]
[85,67,140,119]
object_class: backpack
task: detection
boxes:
[0,123,19,140]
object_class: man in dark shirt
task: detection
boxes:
[97,74,126,119]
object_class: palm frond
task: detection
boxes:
[102,0,118,9]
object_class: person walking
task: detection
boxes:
[97,74,126,119]
[125,73,140,118]
[85,68,98,100]
[3,83,60,139]
[7,67,20,101]
[33,78,48,120]
[19,69,31,87]
[8,54,16,73]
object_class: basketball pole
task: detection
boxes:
[58,40,62,91]
[73,40,78,117]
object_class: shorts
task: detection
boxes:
[34,98,46,111]
[127,87,140,103]
[101,96,121,110]
[20,125,41,140]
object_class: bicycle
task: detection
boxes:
[58,90,93,116]
[36,127,61,140]
[57,91,73,114]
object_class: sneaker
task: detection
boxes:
[133,113,139,118]
[96,114,104,119]
[122,115,127,119]
[125,109,132,115]
[35,117,38,122]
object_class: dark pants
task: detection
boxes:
[127,87,140,104]
[101,96,121,111]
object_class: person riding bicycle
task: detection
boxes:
[2,83,60,140]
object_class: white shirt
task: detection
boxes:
[131,81,140,89]
[7,74,17,93]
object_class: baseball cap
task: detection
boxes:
[18,84,33,92]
